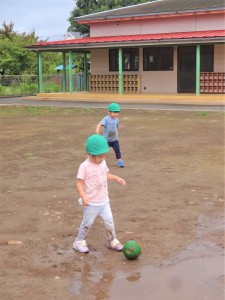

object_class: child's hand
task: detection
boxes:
[107,173,126,185]
[82,196,89,206]
[116,177,126,186]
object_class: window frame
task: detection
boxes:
[109,48,139,72]
[200,45,214,72]
[143,47,174,71]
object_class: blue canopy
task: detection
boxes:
[54,64,76,71]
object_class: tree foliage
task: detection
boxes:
[0,22,38,75]
[0,1,150,75]
[69,0,150,36]
[0,22,63,75]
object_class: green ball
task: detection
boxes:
[123,240,141,260]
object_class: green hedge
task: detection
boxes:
[0,82,64,96]
[0,83,39,96]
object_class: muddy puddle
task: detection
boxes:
[110,255,223,300]
[110,212,224,300]
[68,212,224,299]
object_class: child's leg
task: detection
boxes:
[76,206,99,241]
[111,140,124,167]
[99,202,116,241]
[100,202,123,251]
[111,140,121,159]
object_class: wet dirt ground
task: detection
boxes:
[0,106,224,299]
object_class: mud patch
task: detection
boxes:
[0,108,224,299]
[110,212,224,300]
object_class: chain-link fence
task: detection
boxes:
[0,74,87,96]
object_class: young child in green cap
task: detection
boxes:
[95,102,125,167]
[73,134,126,253]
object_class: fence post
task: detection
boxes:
[77,74,81,91]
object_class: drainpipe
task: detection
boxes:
[118,48,123,95]
[62,52,66,92]
[68,51,73,94]
[37,52,43,93]
[196,45,200,96]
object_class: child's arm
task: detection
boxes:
[76,178,88,206]
[107,173,126,186]
[95,122,102,134]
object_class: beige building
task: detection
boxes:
[28,0,225,95]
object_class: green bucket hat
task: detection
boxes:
[108,103,121,112]
[86,134,109,155]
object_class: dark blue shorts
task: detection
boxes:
[108,140,121,159]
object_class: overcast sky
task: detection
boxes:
[0,0,76,40]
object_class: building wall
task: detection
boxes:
[89,11,224,94]
[90,49,109,74]
[139,47,178,93]
[90,48,177,93]
[214,44,225,72]
[90,44,225,94]
[90,13,225,37]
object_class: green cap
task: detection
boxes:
[86,134,109,155]
[108,103,121,112]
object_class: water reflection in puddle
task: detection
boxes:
[110,213,224,300]
[110,255,224,300]
[68,212,224,299]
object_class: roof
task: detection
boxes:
[27,30,225,51]
[75,0,225,23]
[54,64,76,70]
[64,31,81,40]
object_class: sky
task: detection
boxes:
[0,0,76,40]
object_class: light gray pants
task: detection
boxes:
[75,201,116,242]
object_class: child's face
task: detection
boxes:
[108,111,120,118]
[88,153,107,164]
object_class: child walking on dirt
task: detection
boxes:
[95,102,125,168]
[73,134,126,253]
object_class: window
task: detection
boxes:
[109,48,139,71]
[143,47,174,71]
[200,45,214,72]
[109,49,119,71]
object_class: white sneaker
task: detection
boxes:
[107,238,123,252]
[73,240,89,253]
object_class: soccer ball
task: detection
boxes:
[123,240,141,260]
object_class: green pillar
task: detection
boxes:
[118,48,123,95]
[196,45,200,96]
[83,53,87,91]
[68,51,73,94]
[37,52,43,93]
[62,52,66,92]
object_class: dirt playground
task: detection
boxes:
[0,106,224,299]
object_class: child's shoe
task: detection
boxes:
[73,240,89,253]
[107,238,123,252]
[118,159,124,168]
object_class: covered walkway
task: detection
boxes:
[23,92,225,106]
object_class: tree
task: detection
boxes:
[69,0,150,37]
[0,22,38,75]
[0,22,63,75]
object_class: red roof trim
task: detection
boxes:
[35,30,225,46]
[78,9,225,25]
